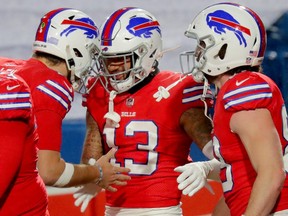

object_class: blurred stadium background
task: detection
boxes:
[1,0,287,215]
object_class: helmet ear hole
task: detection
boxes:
[218,44,227,60]
[253,37,257,46]
[149,49,157,58]
[73,48,83,57]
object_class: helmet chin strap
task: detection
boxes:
[192,69,205,83]
[104,90,121,128]
[66,45,79,91]
[201,76,214,127]
[71,75,79,90]
[191,69,214,126]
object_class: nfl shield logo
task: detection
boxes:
[126,98,134,107]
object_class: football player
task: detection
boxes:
[0,70,48,215]
[74,7,216,215]
[177,2,288,215]
[0,8,130,191]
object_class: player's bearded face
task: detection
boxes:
[105,56,132,80]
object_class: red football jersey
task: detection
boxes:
[213,71,288,215]
[84,71,213,208]
[0,70,48,215]
[0,57,74,151]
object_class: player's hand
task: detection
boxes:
[97,148,131,192]
[73,183,102,213]
[174,159,220,196]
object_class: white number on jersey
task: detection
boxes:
[213,136,233,192]
[103,120,158,175]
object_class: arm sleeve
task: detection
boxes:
[35,110,62,151]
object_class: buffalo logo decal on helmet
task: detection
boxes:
[126,17,161,38]
[60,18,98,39]
[206,10,251,47]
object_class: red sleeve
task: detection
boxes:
[35,110,62,151]
[0,121,28,198]
[167,74,214,123]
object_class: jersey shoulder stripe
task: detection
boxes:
[0,92,31,110]
[182,84,213,104]
[223,77,272,111]
[36,80,73,110]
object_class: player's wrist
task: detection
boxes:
[88,158,103,184]
[94,162,103,184]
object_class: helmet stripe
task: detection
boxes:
[209,17,251,36]
[61,19,98,31]
[101,7,135,46]
[133,21,160,31]
[35,8,68,42]
[243,7,267,57]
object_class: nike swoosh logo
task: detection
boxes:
[236,78,250,86]
[7,84,20,91]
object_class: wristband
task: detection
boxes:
[94,162,103,184]
[88,158,103,184]
[53,163,74,187]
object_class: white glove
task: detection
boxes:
[174,159,220,196]
[73,158,102,213]
[73,183,102,213]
